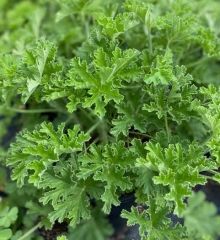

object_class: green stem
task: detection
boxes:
[200,132,214,146]
[144,25,152,59]
[100,118,108,144]
[204,175,214,181]
[206,169,219,175]
[121,84,142,89]
[148,31,152,59]
[83,137,99,153]
[86,120,101,135]
[7,107,59,114]
[18,223,40,240]
[81,12,89,39]
[185,56,209,68]
[129,131,152,138]
[65,114,79,125]
[164,115,170,142]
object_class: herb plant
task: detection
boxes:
[1,0,220,239]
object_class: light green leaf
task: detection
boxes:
[16,38,62,103]
[66,205,113,240]
[0,207,18,228]
[111,89,147,136]
[121,197,186,239]
[123,1,151,23]
[0,229,12,240]
[94,12,139,39]
[57,236,67,240]
[7,122,90,187]
[182,191,220,239]
[144,49,175,85]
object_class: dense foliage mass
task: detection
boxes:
[1,0,220,239]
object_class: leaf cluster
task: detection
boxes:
[1,0,220,240]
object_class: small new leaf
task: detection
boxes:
[17,38,62,103]
[94,12,139,39]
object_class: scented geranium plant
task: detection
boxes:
[1,0,220,239]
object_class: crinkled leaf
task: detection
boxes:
[67,205,113,240]
[111,89,147,136]
[16,38,62,103]
[138,141,210,215]
[94,12,139,39]
[7,122,90,187]
[121,197,186,240]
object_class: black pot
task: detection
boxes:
[108,193,141,240]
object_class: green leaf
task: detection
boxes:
[26,201,52,221]
[47,187,90,227]
[67,204,113,240]
[0,54,19,104]
[7,122,90,187]
[196,27,220,58]
[0,207,18,228]
[83,83,123,116]
[123,1,151,23]
[68,44,140,116]
[144,49,175,85]
[16,38,62,103]
[95,167,132,213]
[111,89,147,136]
[66,90,85,112]
[182,191,220,239]
[57,236,67,240]
[78,142,134,213]
[134,167,157,196]
[143,65,198,124]
[94,12,139,39]
[121,196,186,239]
[77,145,103,180]
[94,47,141,83]
[39,170,91,227]
[56,0,94,21]
[156,12,196,44]
[0,167,6,184]
[0,229,12,240]
[11,231,23,240]
[79,141,134,177]
[138,141,209,215]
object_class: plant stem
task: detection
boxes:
[7,107,59,114]
[205,175,214,181]
[164,115,170,142]
[129,131,151,138]
[144,24,152,59]
[146,25,152,59]
[207,169,219,175]
[200,132,214,146]
[100,118,109,144]
[185,56,209,68]
[18,223,40,240]
[86,120,101,135]
[79,106,96,123]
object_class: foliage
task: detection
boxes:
[1,0,220,239]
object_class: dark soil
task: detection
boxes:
[38,221,68,240]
